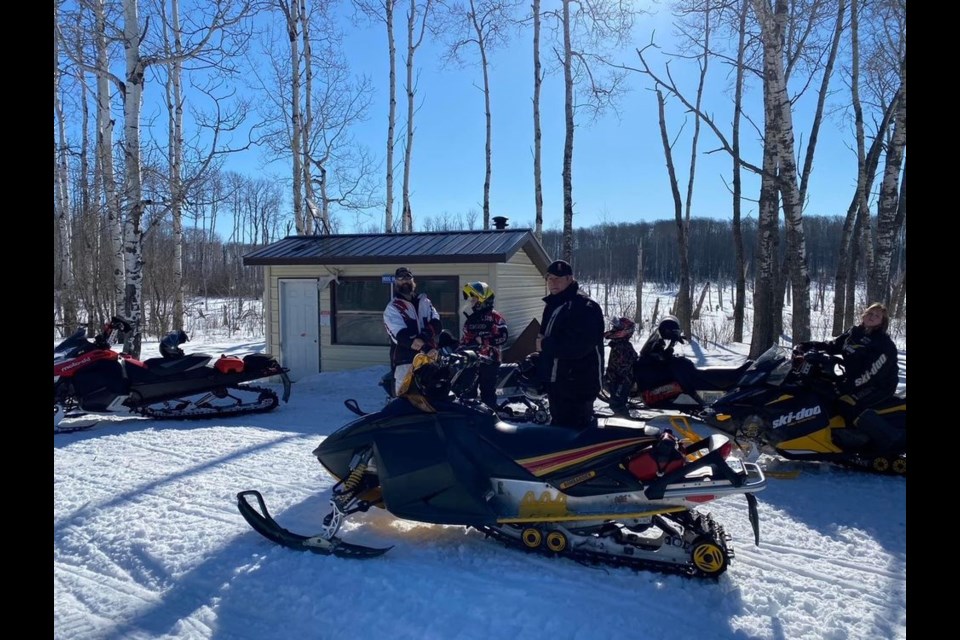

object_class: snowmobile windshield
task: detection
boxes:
[54,328,90,359]
[737,345,792,387]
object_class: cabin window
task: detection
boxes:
[332,275,459,346]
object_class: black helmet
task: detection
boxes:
[160,329,189,359]
[517,352,546,400]
[656,315,684,343]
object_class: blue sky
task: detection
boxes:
[227,3,861,234]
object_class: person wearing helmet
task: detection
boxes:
[459,281,509,409]
[603,317,638,416]
[383,267,444,397]
[536,260,605,428]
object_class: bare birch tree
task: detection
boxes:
[400,0,433,232]
[110,0,254,355]
[531,0,543,240]
[438,0,520,229]
[55,0,78,334]
[353,0,399,232]
[542,1,640,261]
[830,0,903,331]
[865,0,905,306]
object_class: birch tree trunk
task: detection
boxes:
[560,0,574,261]
[121,0,148,356]
[731,0,748,342]
[163,0,186,329]
[93,0,125,315]
[54,3,77,334]
[401,1,431,232]
[471,2,493,229]
[386,0,397,232]
[279,0,307,234]
[751,0,811,345]
[869,60,906,305]
[300,0,326,234]
[656,89,691,330]
[634,242,643,328]
[532,0,543,241]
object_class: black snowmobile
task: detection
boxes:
[598,316,753,417]
[237,362,767,579]
[378,339,550,424]
[54,317,291,432]
[700,344,906,475]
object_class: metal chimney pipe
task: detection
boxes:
[492,216,509,230]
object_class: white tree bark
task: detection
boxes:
[54,0,76,333]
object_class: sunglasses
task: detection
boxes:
[396,276,414,282]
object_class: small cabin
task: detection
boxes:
[242,228,552,381]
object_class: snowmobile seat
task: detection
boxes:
[679,359,754,390]
[140,353,212,375]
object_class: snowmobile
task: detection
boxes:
[236,361,767,579]
[699,344,906,476]
[598,316,753,417]
[54,317,291,433]
[378,342,550,424]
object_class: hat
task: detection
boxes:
[546,260,573,277]
[395,267,414,279]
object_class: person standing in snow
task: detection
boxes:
[603,317,639,416]
[459,281,509,410]
[383,267,443,396]
[535,260,605,428]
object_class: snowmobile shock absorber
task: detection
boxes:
[342,463,367,492]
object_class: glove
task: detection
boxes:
[437,330,457,349]
[804,351,831,365]
[795,341,814,353]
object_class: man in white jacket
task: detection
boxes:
[383,267,443,396]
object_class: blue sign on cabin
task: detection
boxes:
[382,275,395,284]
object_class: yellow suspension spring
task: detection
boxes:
[342,463,367,491]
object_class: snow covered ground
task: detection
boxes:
[54,296,907,640]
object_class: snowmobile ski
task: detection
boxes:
[236,490,392,559]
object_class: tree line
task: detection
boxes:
[54,0,905,358]
[54,208,905,341]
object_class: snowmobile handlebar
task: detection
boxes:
[793,349,845,382]
[439,346,494,367]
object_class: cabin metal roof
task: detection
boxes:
[242,229,551,273]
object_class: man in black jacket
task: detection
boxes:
[536,260,605,428]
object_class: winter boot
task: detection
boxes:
[854,409,902,453]
[831,427,870,451]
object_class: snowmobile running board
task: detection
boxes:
[236,490,392,559]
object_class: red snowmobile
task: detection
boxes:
[54,317,291,433]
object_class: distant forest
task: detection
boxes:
[155,214,903,298]
[59,214,904,338]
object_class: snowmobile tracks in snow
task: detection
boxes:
[474,511,734,580]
